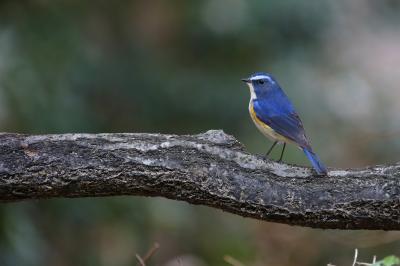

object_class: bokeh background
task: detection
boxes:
[1,1,400,265]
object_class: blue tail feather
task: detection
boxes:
[302,148,327,175]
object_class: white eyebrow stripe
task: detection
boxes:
[250,75,272,82]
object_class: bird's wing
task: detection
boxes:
[253,99,311,148]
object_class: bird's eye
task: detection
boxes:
[259,80,265,84]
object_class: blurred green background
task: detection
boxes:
[1,1,400,265]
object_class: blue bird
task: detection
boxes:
[242,72,327,175]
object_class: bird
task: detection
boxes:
[242,72,327,175]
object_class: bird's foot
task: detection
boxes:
[260,154,271,161]
[260,155,284,164]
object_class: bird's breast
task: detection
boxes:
[248,100,292,143]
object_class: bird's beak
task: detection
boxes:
[241,78,250,83]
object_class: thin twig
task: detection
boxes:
[354,252,378,266]
[135,254,146,266]
[142,242,160,262]
[352,249,358,266]
[136,242,160,266]
[224,255,245,266]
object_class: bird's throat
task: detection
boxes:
[246,83,257,100]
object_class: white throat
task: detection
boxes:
[246,83,257,101]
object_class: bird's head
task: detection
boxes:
[241,72,277,100]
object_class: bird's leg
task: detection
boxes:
[278,143,286,162]
[265,141,278,158]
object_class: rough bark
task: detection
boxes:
[0,130,399,230]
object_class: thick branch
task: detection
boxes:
[0,130,399,230]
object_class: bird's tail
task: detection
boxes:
[302,147,327,175]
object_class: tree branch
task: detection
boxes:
[0,130,399,230]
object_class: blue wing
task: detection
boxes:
[253,89,311,149]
